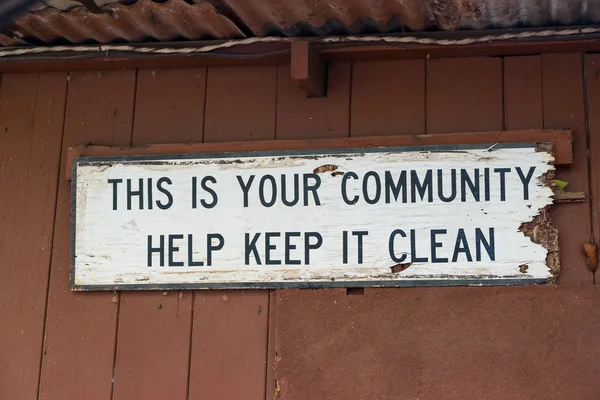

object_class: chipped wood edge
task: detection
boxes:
[553,189,586,202]
[519,158,560,283]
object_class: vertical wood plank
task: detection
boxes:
[132,68,206,144]
[188,65,275,400]
[0,72,66,400]
[542,54,592,285]
[426,57,503,133]
[504,56,543,130]
[586,55,600,280]
[276,62,350,140]
[351,60,425,136]
[203,65,276,142]
[0,73,38,400]
[111,68,206,400]
[270,60,352,399]
[39,70,136,400]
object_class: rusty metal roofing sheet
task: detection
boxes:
[3,0,600,47]
[5,0,245,46]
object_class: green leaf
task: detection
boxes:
[552,179,568,189]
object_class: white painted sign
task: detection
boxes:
[71,144,557,290]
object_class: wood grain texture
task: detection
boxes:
[132,68,206,144]
[426,57,503,134]
[276,62,350,140]
[273,286,600,400]
[0,72,66,400]
[111,68,205,400]
[204,65,277,142]
[585,54,600,279]
[38,70,136,400]
[112,291,193,400]
[0,73,39,400]
[188,65,273,400]
[504,56,543,130]
[190,291,269,399]
[290,41,326,98]
[269,60,351,397]
[542,53,592,285]
[351,60,425,136]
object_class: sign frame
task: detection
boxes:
[70,142,558,291]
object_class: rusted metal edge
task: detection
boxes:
[2,25,600,57]
[64,129,572,181]
[1,28,600,71]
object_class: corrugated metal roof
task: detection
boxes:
[2,0,600,47]
[3,0,244,46]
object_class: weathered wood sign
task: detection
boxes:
[71,143,558,290]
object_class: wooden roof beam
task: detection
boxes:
[291,41,327,98]
[64,129,573,181]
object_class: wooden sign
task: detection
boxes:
[70,143,558,290]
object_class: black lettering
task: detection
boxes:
[201,176,218,209]
[281,174,300,207]
[461,169,480,202]
[108,178,122,210]
[410,229,428,262]
[192,177,198,209]
[285,232,301,265]
[259,175,277,207]
[304,232,323,265]
[341,172,359,205]
[156,177,173,210]
[452,229,473,262]
[303,174,321,206]
[207,233,224,266]
[147,178,153,210]
[237,175,255,207]
[127,178,144,210]
[430,229,448,263]
[411,170,433,203]
[475,228,495,261]
[353,231,368,264]
[516,166,536,201]
[363,171,381,205]
[385,171,407,203]
[494,168,511,201]
[147,235,165,267]
[265,232,281,265]
[168,234,184,267]
[188,234,203,266]
[245,233,261,265]
[388,229,407,263]
[484,168,491,201]
[438,169,457,202]
[342,230,349,264]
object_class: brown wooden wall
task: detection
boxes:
[2,54,600,400]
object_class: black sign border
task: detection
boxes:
[70,142,553,291]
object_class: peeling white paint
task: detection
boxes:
[71,145,556,290]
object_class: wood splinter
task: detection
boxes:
[552,188,586,203]
[291,41,327,98]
